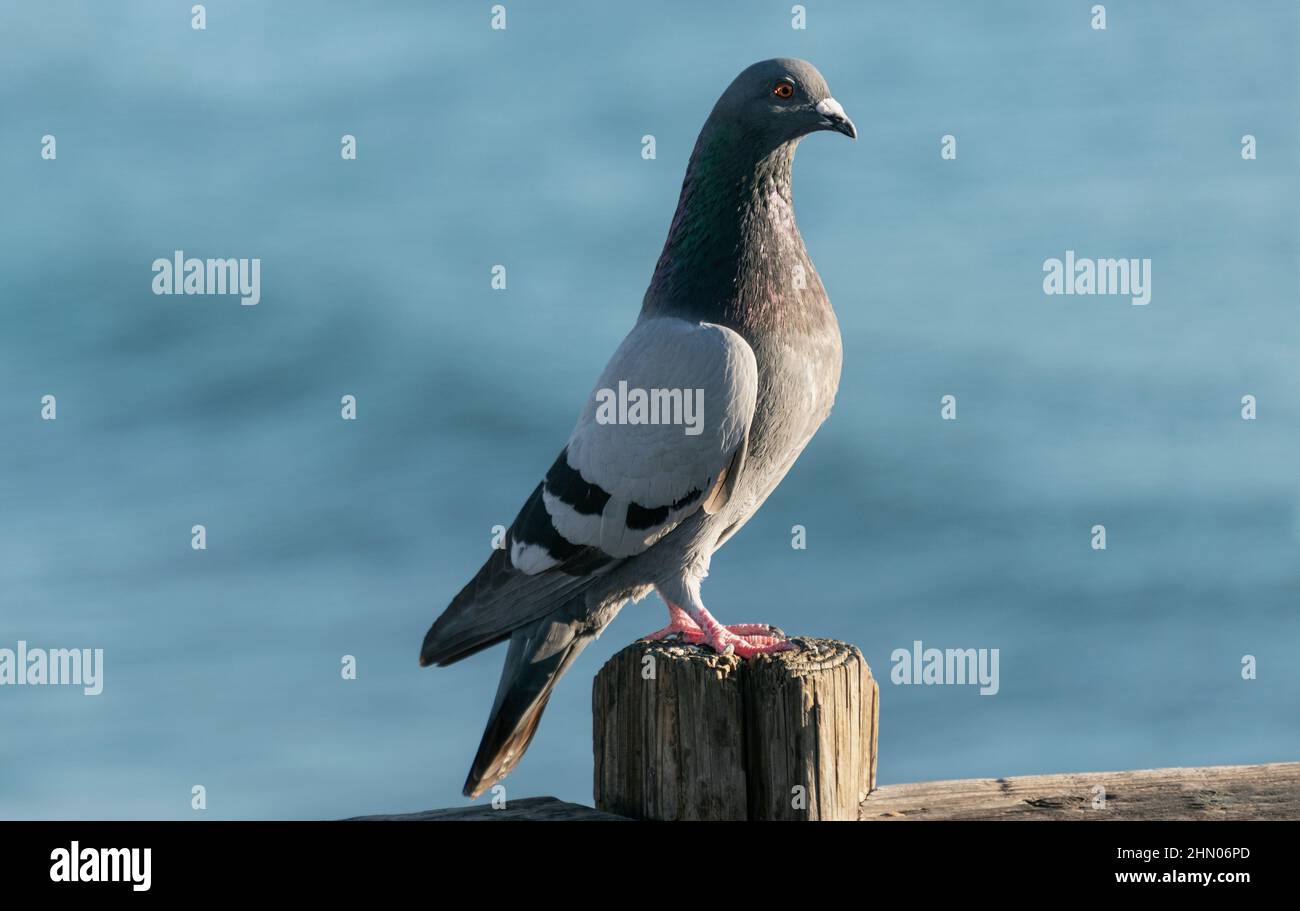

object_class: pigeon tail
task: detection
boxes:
[462,602,601,798]
[421,545,604,669]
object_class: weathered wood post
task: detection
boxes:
[593,637,878,820]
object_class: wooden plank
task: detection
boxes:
[592,637,879,820]
[348,796,627,821]
[860,761,1300,820]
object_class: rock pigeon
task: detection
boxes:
[421,58,854,798]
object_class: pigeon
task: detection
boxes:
[421,58,855,798]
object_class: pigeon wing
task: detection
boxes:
[528,317,758,563]
[420,317,757,666]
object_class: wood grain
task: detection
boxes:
[592,637,879,820]
[592,639,748,820]
[860,761,1300,820]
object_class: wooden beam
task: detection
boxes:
[860,761,1300,820]
[351,763,1297,820]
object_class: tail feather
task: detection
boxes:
[461,606,599,798]
[420,545,607,668]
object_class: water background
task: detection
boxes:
[1,0,1297,818]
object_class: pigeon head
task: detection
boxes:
[642,57,854,330]
[706,57,856,148]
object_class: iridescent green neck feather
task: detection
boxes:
[640,122,832,338]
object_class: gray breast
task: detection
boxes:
[712,323,843,550]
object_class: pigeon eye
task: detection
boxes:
[773,81,795,99]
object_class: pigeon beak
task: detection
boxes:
[815,97,857,140]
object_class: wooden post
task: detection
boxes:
[592,637,878,821]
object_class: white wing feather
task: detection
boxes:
[544,317,757,559]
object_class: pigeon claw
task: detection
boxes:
[703,627,795,660]
[640,605,793,658]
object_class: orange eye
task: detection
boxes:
[773,81,795,99]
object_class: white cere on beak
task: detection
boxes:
[816,97,847,120]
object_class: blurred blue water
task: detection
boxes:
[0,0,1297,819]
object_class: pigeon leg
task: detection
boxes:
[650,583,793,658]
[688,606,793,658]
[640,603,705,644]
[641,601,787,648]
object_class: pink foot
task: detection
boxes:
[717,623,782,637]
[703,626,793,659]
[640,603,703,643]
[640,602,792,658]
